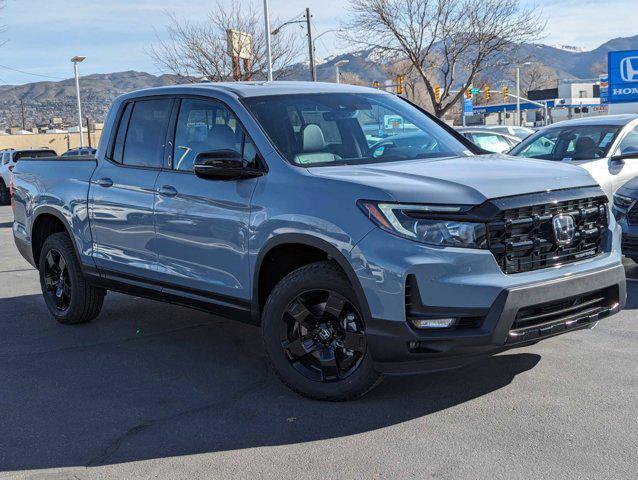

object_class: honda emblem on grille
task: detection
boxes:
[552,214,575,245]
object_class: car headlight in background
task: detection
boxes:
[613,193,634,211]
[358,200,487,248]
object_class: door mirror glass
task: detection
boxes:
[194,150,251,179]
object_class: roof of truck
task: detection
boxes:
[125,81,383,99]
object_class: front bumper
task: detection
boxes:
[367,262,625,375]
[351,218,625,375]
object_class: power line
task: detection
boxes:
[0,64,64,80]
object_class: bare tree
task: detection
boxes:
[519,62,557,96]
[339,71,366,86]
[342,0,545,117]
[149,1,302,82]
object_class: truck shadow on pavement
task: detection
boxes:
[0,292,541,472]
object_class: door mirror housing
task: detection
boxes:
[193,150,263,180]
[611,149,638,164]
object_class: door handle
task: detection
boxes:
[157,185,178,197]
[95,177,113,188]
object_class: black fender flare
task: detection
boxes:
[251,233,372,324]
[30,206,77,262]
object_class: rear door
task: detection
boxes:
[153,97,261,304]
[89,97,173,281]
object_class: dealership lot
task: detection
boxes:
[0,204,636,480]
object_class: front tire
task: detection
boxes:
[262,261,381,401]
[38,232,105,324]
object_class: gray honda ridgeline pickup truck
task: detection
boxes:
[11,82,626,400]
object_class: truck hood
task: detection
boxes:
[307,154,599,205]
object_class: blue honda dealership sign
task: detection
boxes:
[608,50,638,104]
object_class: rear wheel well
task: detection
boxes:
[32,214,68,266]
[258,243,347,312]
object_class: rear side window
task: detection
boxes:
[13,150,56,161]
[2,152,9,165]
[121,99,172,168]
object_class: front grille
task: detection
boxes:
[507,286,618,344]
[512,288,610,332]
[486,194,608,274]
[627,204,638,225]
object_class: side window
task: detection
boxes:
[111,102,133,163]
[615,126,638,156]
[242,136,259,167]
[173,99,243,171]
[2,153,8,165]
[121,99,172,168]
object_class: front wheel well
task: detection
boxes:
[31,214,69,266]
[257,243,347,312]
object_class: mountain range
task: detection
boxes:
[1,35,637,128]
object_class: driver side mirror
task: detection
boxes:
[193,150,263,180]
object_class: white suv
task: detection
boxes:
[0,148,57,205]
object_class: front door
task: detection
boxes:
[153,98,261,304]
[90,98,173,280]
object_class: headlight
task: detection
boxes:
[358,200,487,248]
[613,193,634,210]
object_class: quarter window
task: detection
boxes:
[111,102,133,164]
[121,99,172,168]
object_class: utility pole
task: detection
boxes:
[86,116,92,148]
[20,99,26,130]
[263,0,273,81]
[305,8,316,81]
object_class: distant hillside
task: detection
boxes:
[2,35,637,128]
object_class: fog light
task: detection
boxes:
[410,317,457,329]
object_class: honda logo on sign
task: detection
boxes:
[620,56,638,82]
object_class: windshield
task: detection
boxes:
[243,93,472,166]
[509,125,621,161]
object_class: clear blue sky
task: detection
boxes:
[0,0,635,85]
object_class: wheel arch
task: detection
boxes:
[30,207,76,267]
[252,233,371,324]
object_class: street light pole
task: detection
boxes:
[71,56,86,148]
[334,60,349,83]
[263,0,273,81]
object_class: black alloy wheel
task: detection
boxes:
[280,289,367,382]
[43,249,72,312]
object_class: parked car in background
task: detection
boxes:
[61,147,97,157]
[457,128,520,153]
[0,148,57,205]
[509,114,638,198]
[612,176,638,262]
[483,125,535,140]
[11,82,625,400]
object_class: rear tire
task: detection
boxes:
[38,232,105,324]
[261,261,381,401]
[0,181,9,205]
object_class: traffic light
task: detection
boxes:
[465,88,472,99]
[502,85,508,100]
[484,85,490,101]
[397,75,404,95]
[434,84,441,102]
[372,80,380,89]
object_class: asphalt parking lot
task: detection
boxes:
[0,205,636,480]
